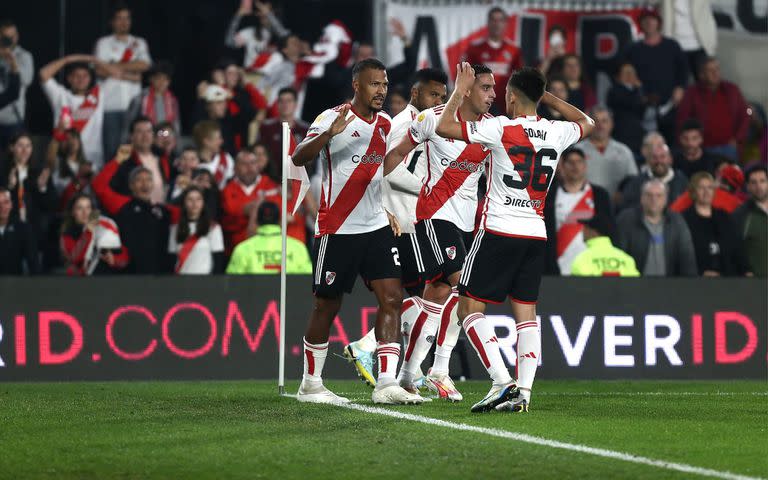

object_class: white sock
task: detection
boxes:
[398,299,440,385]
[400,297,423,355]
[515,319,541,395]
[302,337,328,382]
[432,290,460,375]
[356,328,377,353]
[377,342,401,384]
[463,313,512,386]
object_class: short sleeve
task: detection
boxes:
[94,37,109,61]
[136,38,152,63]
[301,109,338,144]
[209,225,225,252]
[464,117,503,146]
[407,109,436,145]
[557,121,583,149]
[41,78,66,110]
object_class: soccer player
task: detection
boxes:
[343,68,448,389]
[291,58,423,405]
[383,64,496,402]
[435,63,594,412]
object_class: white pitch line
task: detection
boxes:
[317,391,768,397]
[333,402,763,480]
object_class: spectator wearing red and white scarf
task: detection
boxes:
[169,186,225,275]
[192,119,234,190]
[60,193,128,275]
[94,3,152,162]
[125,61,180,138]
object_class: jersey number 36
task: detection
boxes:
[503,147,557,192]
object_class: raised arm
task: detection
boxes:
[435,63,476,141]
[39,54,92,83]
[292,104,353,167]
[539,91,595,139]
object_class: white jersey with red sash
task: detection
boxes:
[169,223,225,275]
[61,216,123,275]
[42,79,105,168]
[94,34,152,111]
[199,151,235,189]
[300,105,391,236]
[554,184,595,274]
[462,114,583,239]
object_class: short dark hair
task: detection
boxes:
[111,2,130,18]
[130,115,153,134]
[352,58,386,79]
[680,119,703,134]
[0,19,16,30]
[746,165,768,183]
[472,64,493,77]
[413,68,448,86]
[508,67,547,104]
[562,147,585,162]
[276,34,298,52]
[697,56,718,73]
[148,60,174,79]
[277,87,298,100]
[257,202,280,225]
[488,7,506,21]
[154,121,175,135]
[65,62,92,77]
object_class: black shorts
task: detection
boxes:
[312,226,402,297]
[458,230,545,304]
[397,233,425,293]
[415,219,474,285]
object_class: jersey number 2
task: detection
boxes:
[502,147,556,192]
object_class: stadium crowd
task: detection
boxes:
[0,1,765,277]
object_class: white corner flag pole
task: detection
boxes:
[278,122,289,396]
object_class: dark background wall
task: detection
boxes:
[0,0,374,135]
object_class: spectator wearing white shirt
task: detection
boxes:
[225,0,288,70]
[169,186,225,274]
[0,19,34,148]
[39,54,117,169]
[94,3,152,162]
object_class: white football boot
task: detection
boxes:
[372,383,425,405]
[297,380,350,404]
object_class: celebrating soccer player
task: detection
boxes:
[291,58,424,405]
[343,68,449,389]
[383,64,496,402]
[435,63,594,412]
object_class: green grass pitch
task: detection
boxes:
[1,380,766,479]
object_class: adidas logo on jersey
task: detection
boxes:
[351,131,361,137]
[520,352,537,359]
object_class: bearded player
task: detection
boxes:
[436,64,594,412]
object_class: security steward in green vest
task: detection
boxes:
[226,202,313,274]
[571,212,640,277]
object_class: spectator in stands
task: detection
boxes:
[94,3,152,162]
[92,147,177,274]
[45,128,92,209]
[222,60,264,150]
[169,186,225,275]
[39,54,116,169]
[1,131,55,240]
[538,25,568,76]
[225,0,288,70]
[0,186,39,274]
[153,121,178,165]
[462,7,523,113]
[669,159,743,213]
[544,147,613,275]
[537,76,568,120]
[674,119,717,178]
[258,87,309,180]
[571,212,639,277]
[661,0,717,80]
[109,117,170,205]
[221,149,280,253]
[194,81,254,155]
[682,172,750,277]
[252,34,303,114]
[124,61,180,138]
[60,193,128,275]
[676,57,749,161]
[621,144,688,210]
[227,201,312,274]
[193,120,234,189]
[616,179,697,276]
[0,19,33,147]
[733,166,768,277]
[189,168,220,219]
[577,106,637,200]
[168,147,200,202]
[607,61,647,154]
[557,54,596,112]
[624,8,688,143]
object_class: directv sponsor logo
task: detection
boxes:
[504,197,542,208]
[440,157,485,173]
[352,154,384,164]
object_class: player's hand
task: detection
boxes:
[387,211,402,237]
[327,104,354,137]
[454,62,475,97]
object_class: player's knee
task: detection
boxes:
[313,295,342,317]
[379,289,403,315]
